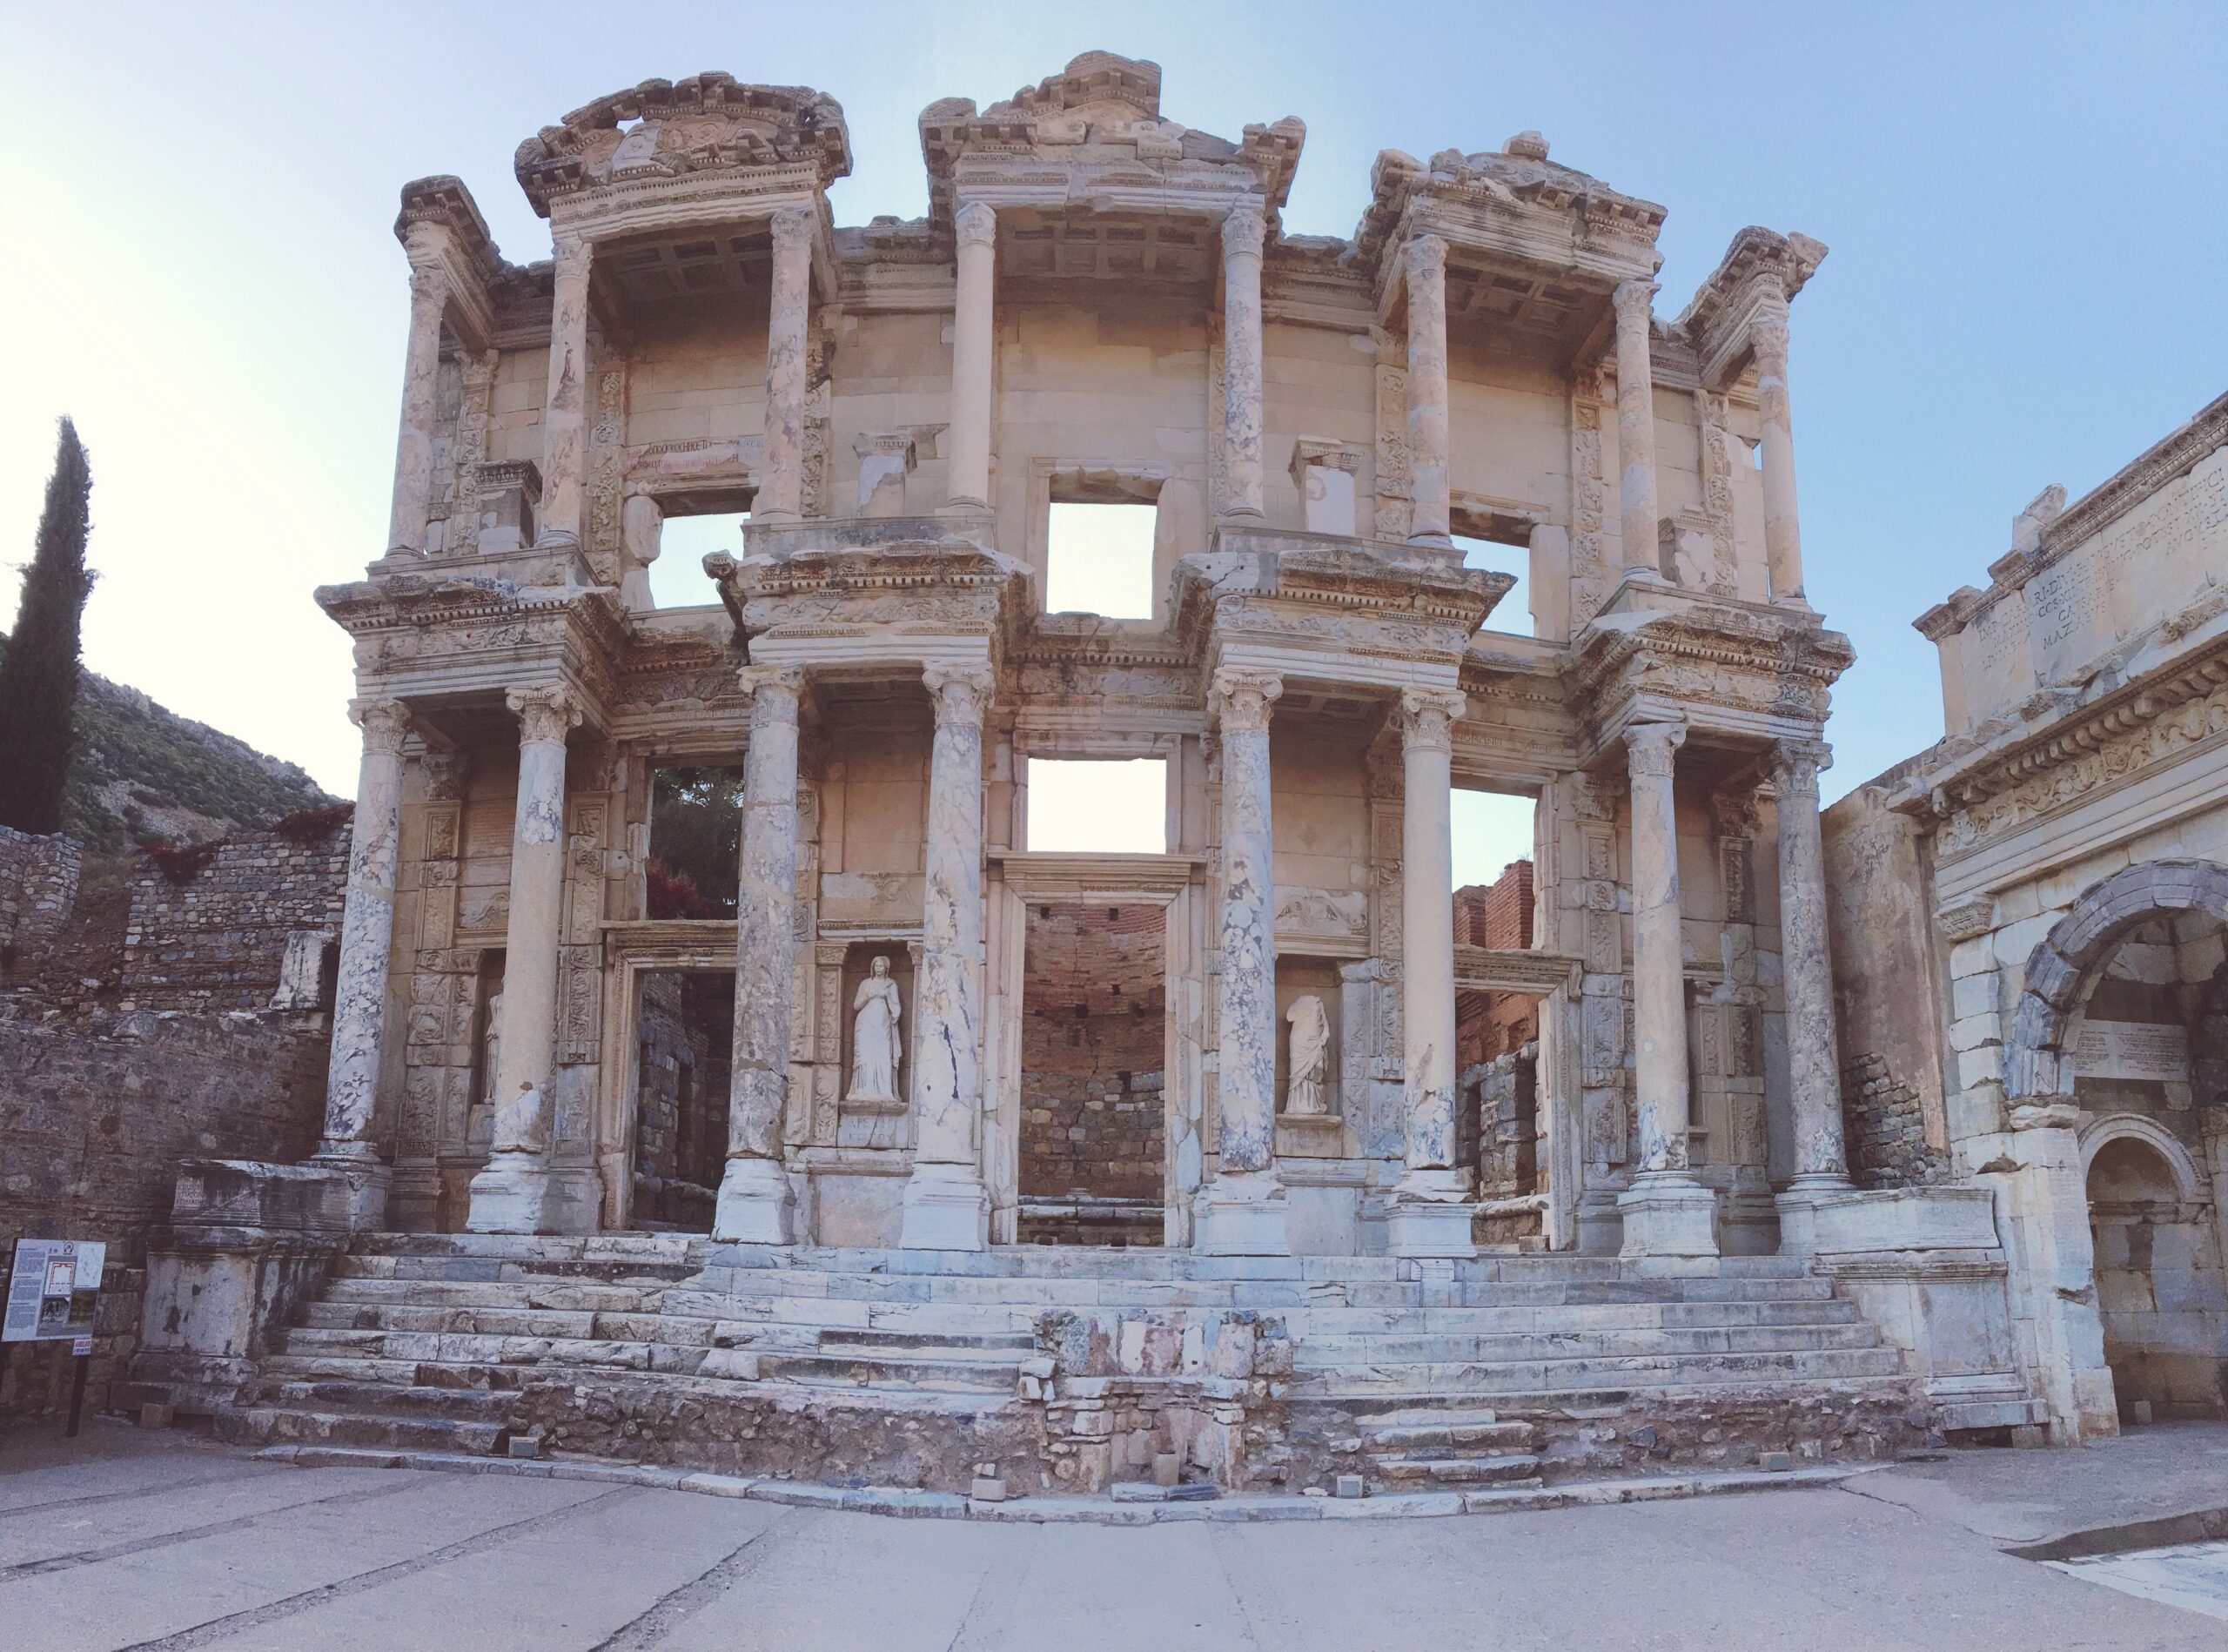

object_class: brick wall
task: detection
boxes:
[0,823,82,975]
[1839,1051,1949,1188]
[122,828,349,1010]
[1454,859,1539,1072]
[1020,904,1165,1204]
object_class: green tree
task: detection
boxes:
[0,419,94,834]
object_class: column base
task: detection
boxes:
[466,1152,554,1235]
[1774,1174,1856,1255]
[544,1167,607,1236]
[713,1156,795,1246]
[307,1143,393,1232]
[899,1162,990,1252]
[1388,1168,1476,1258]
[1193,1169,1290,1256]
[1617,1173,1719,1259]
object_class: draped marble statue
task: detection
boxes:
[848,955,903,1104]
[1284,994,1331,1116]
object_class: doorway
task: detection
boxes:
[630,970,734,1232]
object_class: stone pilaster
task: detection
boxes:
[310,700,412,1226]
[388,230,451,555]
[1612,279,1661,574]
[1751,289,1806,601]
[1617,719,1717,1257]
[1404,234,1451,542]
[467,684,585,1234]
[1390,687,1475,1257]
[714,665,804,1243]
[945,202,997,511]
[1196,668,1288,1255]
[537,234,592,547]
[901,662,996,1250]
[1770,739,1855,1251]
[1219,202,1268,521]
[757,207,815,521]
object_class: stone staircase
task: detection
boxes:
[206,1233,1925,1494]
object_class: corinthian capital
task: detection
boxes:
[768,205,815,256]
[924,662,996,724]
[954,200,997,250]
[1221,201,1268,261]
[351,698,413,756]
[1769,737,1830,799]
[738,663,806,721]
[1211,668,1284,735]
[1624,719,1686,779]
[506,683,585,746]
[1611,279,1658,328]
[1397,687,1466,753]
[1748,289,1791,364]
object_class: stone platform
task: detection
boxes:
[138,1232,1946,1500]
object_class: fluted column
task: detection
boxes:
[1612,279,1661,574]
[315,700,412,1177]
[715,665,805,1243]
[537,234,592,547]
[1220,201,1268,521]
[1616,719,1717,1257]
[901,663,996,1250]
[387,232,451,555]
[1391,688,1474,1256]
[945,202,997,511]
[1752,290,1806,601]
[757,207,815,521]
[1405,234,1451,542]
[1770,739,1854,1251]
[467,684,584,1234]
[1196,668,1288,1255]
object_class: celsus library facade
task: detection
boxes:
[122,52,2226,1492]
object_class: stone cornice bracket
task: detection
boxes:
[1624,718,1686,778]
[1221,200,1269,260]
[737,662,807,716]
[350,698,414,755]
[1768,736,1830,796]
[1935,893,1996,942]
[506,683,586,746]
[1397,687,1466,752]
[953,199,997,249]
[1211,667,1284,734]
[924,661,997,722]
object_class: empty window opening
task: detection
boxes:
[1451,789,1536,894]
[650,510,749,609]
[648,765,745,917]
[1453,534,1531,639]
[632,970,734,1231]
[1045,502,1156,617]
[1027,757,1167,854]
[1019,901,1166,1246]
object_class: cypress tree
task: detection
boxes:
[0,418,94,834]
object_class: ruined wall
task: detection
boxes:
[122,827,350,1011]
[1455,860,1538,1071]
[1021,904,1165,1204]
[633,971,730,1226]
[0,824,82,975]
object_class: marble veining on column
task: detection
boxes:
[319,699,412,1160]
[1219,201,1268,521]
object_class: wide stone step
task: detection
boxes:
[299,1300,723,1346]
[1374,1453,1542,1486]
[220,1404,509,1455]
[1359,1419,1536,1452]
[1284,1299,1860,1335]
[238,1377,520,1421]
[751,1348,1024,1393]
[1293,1323,1882,1367]
[1291,1346,1906,1395]
[323,1278,666,1313]
[815,1326,1038,1353]
[258,1353,530,1390]
[273,1326,708,1376]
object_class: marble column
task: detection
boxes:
[901,663,996,1250]
[757,206,815,521]
[1616,719,1717,1257]
[1768,739,1854,1251]
[467,684,585,1234]
[1196,668,1288,1254]
[1405,233,1452,542]
[388,230,451,555]
[1612,279,1661,574]
[1219,201,1268,521]
[714,665,804,1243]
[538,233,592,547]
[1751,290,1807,601]
[945,201,997,512]
[310,700,411,1225]
[1390,687,1474,1256]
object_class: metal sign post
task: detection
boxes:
[3,1239,106,1437]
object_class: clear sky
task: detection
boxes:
[5,2,2224,850]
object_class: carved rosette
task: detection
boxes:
[1396,688,1465,753]
[1211,668,1284,734]
[507,684,585,747]
[1625,719,1685,777]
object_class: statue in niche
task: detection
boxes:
[480,990,504,1106]
[1285,994,1331,1116]
[847,956,903,1104]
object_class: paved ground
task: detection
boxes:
[5,1421,2227,1650]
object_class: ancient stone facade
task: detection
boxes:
[120,826,351,1011]
[1826,390,2228,1440]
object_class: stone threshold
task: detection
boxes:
[252,1442,1878,1525]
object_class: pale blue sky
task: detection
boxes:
[5,2,2224,844]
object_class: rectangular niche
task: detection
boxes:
[1274,956,1345,1154]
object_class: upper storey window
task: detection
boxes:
[644,504,748,609]
[1450,502,1532,638]
[1044,502,1156,619]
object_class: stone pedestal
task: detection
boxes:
[1388,1167,1476,1257]
[1195,1169,1291,1257]
[899,1162,991,1252]
[466,1153,554,1235]
[1618,1174,1720,1258]
[713,1155,795,1246]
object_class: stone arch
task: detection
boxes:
[2079,1113,2205,1205]
[2003,859,2228,1104]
